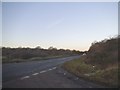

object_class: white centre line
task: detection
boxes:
[48,68,53,71]
[42,67,57,72]
[21,76,30,80]
[32,73,39,76]
[52,67,57,70]
[40,70,47,73]
[20,67,57,80]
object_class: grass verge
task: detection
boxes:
[62,56,118,87]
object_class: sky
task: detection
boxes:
[2,2,118,51]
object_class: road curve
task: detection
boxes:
[2,56,105,88]
[3,56,80,82]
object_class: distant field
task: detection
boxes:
[63,36,119,87]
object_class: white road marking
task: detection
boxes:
[21,76,30,80]
[52,67,57,69]
[39,67,57,73]
[20,67,57,80]
[40,70,47,73]
[48,68,53,71]
[32,73,39,76]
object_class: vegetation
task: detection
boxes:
[2,46,84,63]
[63,36,119,87]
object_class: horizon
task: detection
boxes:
[2,2,118,51]
[1,34,118,51]
[1,46,86,51]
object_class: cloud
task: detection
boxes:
[47,18,64,29]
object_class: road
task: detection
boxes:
[2,56,105,88]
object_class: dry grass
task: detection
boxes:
[63,57,118,87]
[63,37,119,87]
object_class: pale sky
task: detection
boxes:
[2,2,118,51]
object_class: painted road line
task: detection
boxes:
[40,70,47,73]
[47,68,53,71]
[52,67,57,69]
[39,67,57,74]
[32,73,39,76]
[21,67,57,80]
[21,76,30,80]
[48,68,53,71]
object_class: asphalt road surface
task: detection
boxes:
[2,56,105,88]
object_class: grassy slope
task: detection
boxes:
[63,37,119,87]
